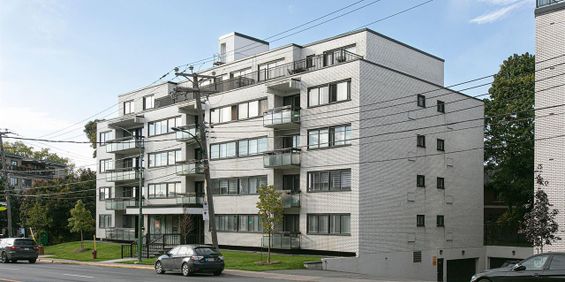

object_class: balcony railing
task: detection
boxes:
[175,194,204,205]
[106,228,136,241]
[261,233,300,249]
[282,193,301,208]
[537,0,564,8]
[200,49,362,94]
[175,125,200,144]
[263,148,301,168]
[106,169,140,182]
[106,137,143,154]
[175,161,205,176]
[263,106,300,129]
[105,197,136,210]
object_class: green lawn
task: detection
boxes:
[44,241,123,262]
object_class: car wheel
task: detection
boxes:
[29,259,36,264]
[0,253,7,263]
[182,263,192,277]
[213,270,223,276]
[154,261,165,274]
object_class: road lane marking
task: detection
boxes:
[62,274,95,279]
[0,278,22,282]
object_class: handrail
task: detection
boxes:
[537,0,564,8]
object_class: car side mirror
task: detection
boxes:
[165,251,171,256]
[513,264,526,271]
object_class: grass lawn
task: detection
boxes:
[44,240,123,262]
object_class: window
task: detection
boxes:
[215,215,239,232]
[211,175,267,195]
[124,100,134,114]
[211,99,267,124]
[282,135,300,149]
[238,215,262,232]
[99,214,112,229]
[306,55,315,68]
[437,215,445,227]
[417,175,426,188]
[437,139,445,151]
[99,187,111,200]
[417,215,425,227]
[99,159,113,173]
[211,137,267,160]
[417,95,426,108]
[417,135,426,148]
[437,100,445,113]
[308,124,351,149]
[215,214,262,233]
[238,137,268,157]
[230,67,252,78]
[148,182,181,199]
[258,59,284,81]
[413,251,422,263]
[308,80,351,107]
[549,255,565,270]
[143,95,155,110]
[307,214,350,235]
[9,177,17,186]
[210,141,237,160]
[437,177,445,190]
[148,116,182,136]
[308,169,351,192]
[99,131,113,146]
[521,255,549,271]
[283,175,300,192]
[148,149,181,167]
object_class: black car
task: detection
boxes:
[155,244,224,276]
[471,252,565,281]
[0,238,39,263]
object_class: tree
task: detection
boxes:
[68,200,95,249]
[180,214,195,244]
[519,165,560,253]
[484,53,535,224]
[4,141,70,165]
[256,185,283,264]
[21,201,52,241]
[84,120,100,158]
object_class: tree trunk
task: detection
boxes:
[80,231,84,250]
[268,232,272,264]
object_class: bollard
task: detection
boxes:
[92,249,97,259]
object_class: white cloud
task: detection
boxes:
[470,0,531,24]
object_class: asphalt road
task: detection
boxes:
[0,262,291,282]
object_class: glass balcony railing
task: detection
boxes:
[282,193,301,208]
[106,169,140,182]
[263,148,301,168]
[105,228,136,241]
[262,233,300,249]
[175,162,205,176]
[175,194,204,205]
[106,137,143,154]
[105,198,137,210]
[537,0,564,8]
[263,106,300,128]
[175,125,199,144]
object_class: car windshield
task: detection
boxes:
[194,247,218,256]
[14,239,36,246]
[520,255,549,271]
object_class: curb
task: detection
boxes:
[37,258,153,270]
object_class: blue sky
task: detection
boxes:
[0,0,536,167]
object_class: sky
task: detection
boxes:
[0,0,536,168]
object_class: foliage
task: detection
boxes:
[84,120,100,158]
[519,166,561,253]
[21,201,52,238]
[68,200,95,249]
[4,141,70,166]
[484,53,535,222]
[256,185,283,264]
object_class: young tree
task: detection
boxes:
[180,213,195,244]
[256,185,283,264]
[68,200,95,249]
[22,201,52,241]
[519,165,561,253]
[84,120,100,158]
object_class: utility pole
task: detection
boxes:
[174,67,219,250]
[0,129,13,237]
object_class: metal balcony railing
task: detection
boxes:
[175,194,204,205]
[105,197,137,210]
[537,0,564,8]
[282,193,301,208]
[106,228,136,241]
[261,233,300,249]
[175,125,200,144]
[263,106,300,128]
[106,169,140,182]
[263,148,301,168]
[106,137,143,154]
[175,162,205,176]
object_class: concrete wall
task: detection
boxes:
[484,246,533,269]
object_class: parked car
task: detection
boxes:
[0,238,39,263]
[471,252,565,281]
[154,244,224,276]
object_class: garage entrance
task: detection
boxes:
[447,258,477,282]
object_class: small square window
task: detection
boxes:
[413,251,422,263]
[437,100,445,113]
[417,175,425,188]
[417,95,426,108]
[437,139,445,151]
[437,215,445,227]
[417,215,425,227]
[437,177,445,190]
[417,135,426,148]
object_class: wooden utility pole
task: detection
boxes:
[174,67,219,250]
[0,129,13,237]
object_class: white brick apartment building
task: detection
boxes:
[535,0,565,252]
[96,28,484,281]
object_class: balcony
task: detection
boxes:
[263,148,301,169]
[175,161,205,176]
[106,137,143,154]
[263,106,300,129]
[107,115,144,129]
[105,228,136,241]
[282,192,300,209]
[537,0,564,8]
[105,197,136,210]
[261,233,300,249]
[106,169,140,183]
[175,125,200,145]
[175,194,204,206]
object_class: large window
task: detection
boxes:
[99,187,111,201]
[99,159,113,173]
[148,116,182,136]
[124,100,134,114]
[258,59,284,81]
[308,124,352,149]
[307,214,350,235]
[238,215,262,232]
[148,149,181,167]
[211,175,267,195]
[210,141,237,160]
[216,214,262,233]
[99,214,112,229]
[143,95,155,110]
[308,80,350,107]
[210,99,267,124]
[147,182,182,199]
[210,137,268,160]
[99,131,113,146]
[308,169,351,192]
[283,175,300,192]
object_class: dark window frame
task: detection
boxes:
[417,175,426,188]
[307,169,351,192]
[437,138,445,151]
[436,215,445,227]
[417,135,426,148]
[413,251,422,263]
[437,100,445,113]
[437,177,445,190]
[417,94,426,108]
[307,124,352,150]
[307,213,351,235]
[417,215,425,227]
[307,79,352,108]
